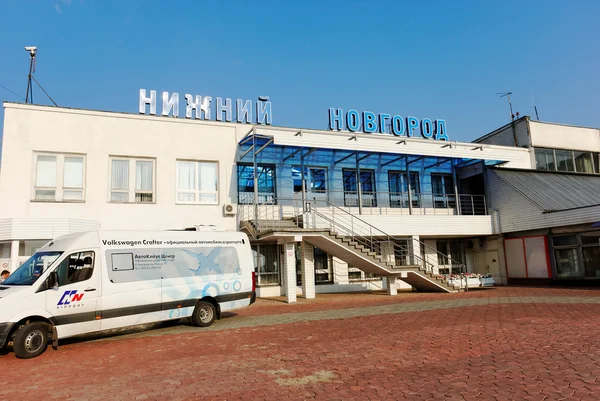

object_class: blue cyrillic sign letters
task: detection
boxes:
[328,108,449,140]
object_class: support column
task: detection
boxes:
[332,257,349,285]
[386,276,397,296]
[451,158,461,215]
[405,155,413,215]
[356,153,363,215]
[282,242,297,303]
[300,242,316,299]
[381,240,395,265]
[410,235,423,267]
[10,240,20,272]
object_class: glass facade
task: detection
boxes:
[237,163,276,204]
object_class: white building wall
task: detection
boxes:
[529,121,600,151]
[0,104,246,233]
[360,215,494,236]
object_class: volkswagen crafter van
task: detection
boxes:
[0,230,256,358]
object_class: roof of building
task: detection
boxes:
[472,116,600,144]
[490,167,600,213]
[472,116,530,144]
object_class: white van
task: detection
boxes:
[0,230,256,358]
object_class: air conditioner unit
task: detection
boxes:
[223,203,236,216]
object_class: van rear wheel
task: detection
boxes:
[192,301,216,327]
[13,323,49,359]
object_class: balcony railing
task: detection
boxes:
[239,191,487,216]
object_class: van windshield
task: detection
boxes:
[2,252,63,286]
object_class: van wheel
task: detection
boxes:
[13,323,49,359]
[192,301,216,327]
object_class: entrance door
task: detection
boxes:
[293,167,328,203]
[46,250,101,338]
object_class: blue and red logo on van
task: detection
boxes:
[57,290,85,308]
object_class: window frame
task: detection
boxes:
[32,152,86,203]
[176,159,219,205]
[108,156,156,204]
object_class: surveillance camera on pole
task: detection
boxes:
[25,46,38,103]
[24,46,37,56]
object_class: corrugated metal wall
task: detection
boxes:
[486,170,600,233]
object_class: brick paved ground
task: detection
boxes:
[1,286,599,400]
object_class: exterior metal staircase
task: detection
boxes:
[239,198,466,293]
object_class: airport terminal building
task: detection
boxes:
[1,96,598,300]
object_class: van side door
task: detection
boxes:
[45,250,101,338]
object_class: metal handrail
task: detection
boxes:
[238,196,467,275]
[299,190,487,216]
[308,200,466,270]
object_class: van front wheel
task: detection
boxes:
[13,323,49,359]
[192,301,216,327]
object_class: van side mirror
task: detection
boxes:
[47,271,59,289]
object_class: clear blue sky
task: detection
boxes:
[1,0,599,144]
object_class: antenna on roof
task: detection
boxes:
[531,94,540,121]
[496,92,514,121]
[23,46,58,106]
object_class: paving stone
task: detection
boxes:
[1,287,599,400]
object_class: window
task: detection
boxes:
[555,150,574,172]
[177,160,218,204]
[110,157,155,203]
[0,242,10,259]
[343,169,377,207]
[1,251,62,286]
[33,153,85,202]
[388,171,420,208]
[574,151,594,173]
[310,168,327,193]
[292,167,327,194]
[348,265,378,281]
[292,167,306,193]
[535,148,600,174]
[111,253,134,271]
[237,163,276,204]
[314,247,333,284]
[252,244,280,285]
[431,173,456,208]
[534,148,556,171]
[436,240,465,274]
[55,251,95,286]
[437,241,449,266]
